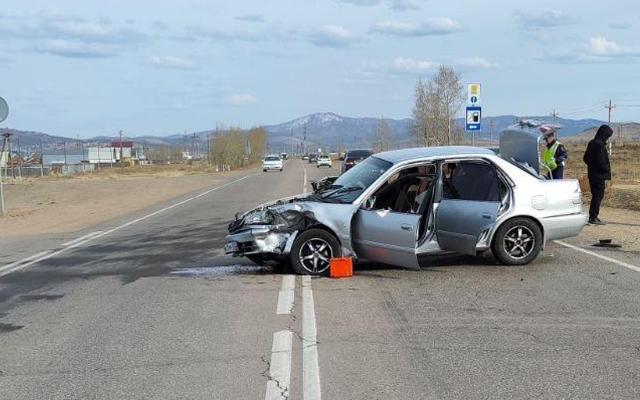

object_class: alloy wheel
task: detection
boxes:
[298,238,333,274]
[503,226,535,260]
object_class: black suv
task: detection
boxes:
[341,149,373,174]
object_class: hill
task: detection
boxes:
[563,122,640,143]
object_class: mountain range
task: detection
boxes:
[3,112,634,153]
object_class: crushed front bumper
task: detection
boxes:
[224,226,297,257]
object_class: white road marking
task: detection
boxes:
[303,166,308,194]
[302,275,322,400]
[265,330,293,400]
[61,231,104,247]
[277,275,296,315]
[555,240,640,273]
[0,173,257,279]
[0,250,54,278]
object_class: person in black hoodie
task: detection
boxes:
[583,124,613,225]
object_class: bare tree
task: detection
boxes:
[412,65,465,146]
[373,115,394,152]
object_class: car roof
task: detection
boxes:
[375,146,494,164]
[346,149,372,154]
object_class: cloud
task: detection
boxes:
[547,36,640,64]
[228,94,259,105]
[309,25,357,47]
[609,21,631,30]
[35,39,115,58]
[389,0,420,11]
[454,57,498,69]
[181,26,264,42]
[513,9,572,28]
[338,0,381,5]
[235,14,265,23]
[585,36,639,57]
[370,18,462,36]
[0,12,144,58]
[390,57,435,73]
[145,56,196,70]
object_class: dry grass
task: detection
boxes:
[564,143,640,211]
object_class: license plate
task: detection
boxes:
[224,242,239,253]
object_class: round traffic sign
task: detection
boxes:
[0,97,8,123]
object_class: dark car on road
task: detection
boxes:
[341,149,373,174]
[308,154,318,163]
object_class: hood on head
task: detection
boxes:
[595,124,613,141]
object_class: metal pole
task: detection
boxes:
[40,139,44,176]
[0,134,6,216]
[16,137,22,179]
[63,140,67,166]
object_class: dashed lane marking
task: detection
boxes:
[302,275,321,400]
[277,275,296,315]
[265,330,293,400]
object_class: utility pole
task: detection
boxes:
[551,109,559,123]
[39,139,44,177]
[605,99,615,155]
[119,130,123,164]
[191,133,196,160]
[1,132,10,215]
[63,140,67,166]
[16,137,21,179]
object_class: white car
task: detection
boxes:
[262,155,283,172]
[316,155,332,168]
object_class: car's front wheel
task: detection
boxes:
[492,218,542,265]
[290,229,340,275]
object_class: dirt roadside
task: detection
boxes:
[572,207,640,252]
[0,168,253,237]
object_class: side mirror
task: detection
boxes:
[364,196,376,210]
[311,181,318,192]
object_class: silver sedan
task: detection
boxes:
[225,125,587,275]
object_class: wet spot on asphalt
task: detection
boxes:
[19,294,65,302]
[170,265,274,277]
[0,323,24,333]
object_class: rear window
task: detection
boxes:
[265,156,280,161]
[346,150,372,159]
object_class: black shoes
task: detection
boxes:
[588,217,606,225]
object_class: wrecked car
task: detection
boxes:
[225,123,588,275]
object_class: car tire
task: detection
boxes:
[280,168,283,172]
[290,229,341,275]
[263,169,267,172]
[492,217,543,265]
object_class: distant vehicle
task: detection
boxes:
[308,154,318,163]
[280,153,288,160]
[316,155,332,168]
[262,155,284,172]
[302,154,309,160]
[341,149,373,174]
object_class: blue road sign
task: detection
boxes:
[465,106,481,132]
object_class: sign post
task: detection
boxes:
[465,84,482,142]
[0,96,9,216]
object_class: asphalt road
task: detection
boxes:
[1,159,639,400]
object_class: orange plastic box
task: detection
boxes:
[330,257,353,278]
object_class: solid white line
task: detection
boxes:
[0,173,257,279]
[61,231,104,247]
[555,240,640,273]
[265,330,293,400]
[276,275,296,315]
[302,275,321,400]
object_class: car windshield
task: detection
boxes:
[308,156,392,203]
[264,156,280,161]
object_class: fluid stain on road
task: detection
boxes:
[170,265,274,277]
[0,323,24,333]
[19,294,65,302]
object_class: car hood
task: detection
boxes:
[228,194,315,233]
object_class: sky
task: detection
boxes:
[0,0,639,137]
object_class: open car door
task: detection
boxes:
[352,208,421,269]
[435,160,503,255]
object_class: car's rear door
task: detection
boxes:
[435,160,502,255]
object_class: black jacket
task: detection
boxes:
[583,125,613,180]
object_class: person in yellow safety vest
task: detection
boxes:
[542,130,568,179]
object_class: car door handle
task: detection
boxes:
[482,214,492,220]
[401,224,413,231]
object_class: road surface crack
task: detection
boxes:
[260,355,289,399]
